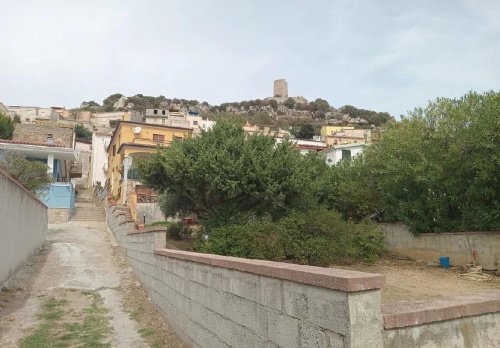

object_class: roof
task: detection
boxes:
[117,142,163,153]
[0,140,77,161]
[0,139,67,148]
[320,142,368,154]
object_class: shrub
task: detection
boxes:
[167,222,190,240]
[198,218,285,261]
[198,209,384,266]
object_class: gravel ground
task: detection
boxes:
[333,255,500,304]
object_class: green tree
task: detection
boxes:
[296,123,315,139]
[102,93,124,107]
[75,124,92,141]
[0,113,15,139]
[314,98,330,112]
[138,122,327,224]
[340,105,393,126]
[249,111,272,125]
[363,91,500,233]
[0,152,52,195]
[283,98,296,109]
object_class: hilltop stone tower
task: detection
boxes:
[274,79,288,98]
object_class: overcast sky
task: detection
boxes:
[1,0,499,117]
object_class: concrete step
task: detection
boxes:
[71,217,106,221]
[72,211,105,217]
[75,202,97,209]
[72,212,105,217]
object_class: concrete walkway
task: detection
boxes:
[0,219,147,347]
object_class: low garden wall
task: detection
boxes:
[379,223,500,270]
[107,207,500,347]
[0,169,48,285]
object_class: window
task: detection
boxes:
[47,134,53,145]
[113,145,116,156]
[193,120,198,126]
[153,109,158,115]
[127,168,141,180]
[153,134,165,143]
[174,136,183,141]
[109,120,118,128]
[162,110,166,115]
[341,149,351,160]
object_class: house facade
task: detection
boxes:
[143,108,215,136]
[0,139,79,223]
[90,130,112,188]
[91,110,142,128]
[7,106,59,123]
[320,125,355,137]
[323,142,366,165]
[107,121,192,203]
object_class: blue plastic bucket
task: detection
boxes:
[439,256,450,268]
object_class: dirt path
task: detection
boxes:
[0,220,183,347]
[334,256,500,304]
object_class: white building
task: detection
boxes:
[74,140,92,188]
[323,143,366,165]
[91,110,142,128]
[90,130,112,187]
[143,108,215,136]
[7,106,59,123]
[275,137,327,155]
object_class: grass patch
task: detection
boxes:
[19,290,111,348]
[128,307,144,321]
[138,327,155,337]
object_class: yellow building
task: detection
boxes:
[320,125,355,137]
[107,121,192,203]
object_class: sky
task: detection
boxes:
[1,0,499,117]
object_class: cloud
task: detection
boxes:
[0,0,498,116]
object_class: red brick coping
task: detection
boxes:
[154,248,384,292]
[382,291,500,329]
[127,227,167,235]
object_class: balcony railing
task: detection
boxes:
[69,162,83,178]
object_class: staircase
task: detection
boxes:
[71,188,106,222]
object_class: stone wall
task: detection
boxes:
[0,169,48,285]
[13,123,74,147]
[380,223,500,270]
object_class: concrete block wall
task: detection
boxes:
[108,207,500,347]
[107,206,384,348]
[380,223,500,270]
[382,292,500,347]
[0,169,48,285]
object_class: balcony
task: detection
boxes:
[69,161,83,178]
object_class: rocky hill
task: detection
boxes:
[79,93,393,127]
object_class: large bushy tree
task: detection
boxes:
[0,152,52,195]
[138,122,327,225]
[0,113,16,139]
[75,124,92,141]
[362,91,500,233]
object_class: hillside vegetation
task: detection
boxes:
[79,93,393,127]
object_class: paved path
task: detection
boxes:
[0,220,147,347]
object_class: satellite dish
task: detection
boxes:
[133,126,142,134]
